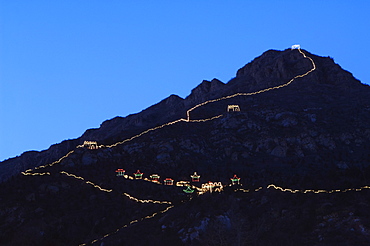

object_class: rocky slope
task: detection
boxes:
[1,48,367,182]
[1,48,370,245]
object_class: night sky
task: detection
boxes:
[1,1,369,161]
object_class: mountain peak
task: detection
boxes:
[0,48,368,183]
[234,48,362,91]
[2,47,370,245]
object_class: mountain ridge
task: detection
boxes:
[2,47,370,245]
[0,48,368,183]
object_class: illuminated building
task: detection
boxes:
[201,181,217,193]
[83,141,98,149]
[134,170,143,179]
[212,182,223,192]
[176,181,190,187]
[207,181,216,188]
[191,172,200,182]
[164,178,174,185]
[150,174,160,182]
[23,48,316,179]
[230,174,240,185]
[183,186,195,194]
[115,169,125,176]
[18,47,327,246]
[227,105,240,112]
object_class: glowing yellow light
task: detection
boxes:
[21,150,75,175]
[122,192,172,204]
[83,141,99,149]
[201,181,224,193]
[254,187,263,192]
[144,177,162,185]
[186,48,316,121]
[176,181,190,187]
[20,47,370,246]
[227,105,240,112]
[266,184,370,194]
[79,205,175,246]
[24,48,369,244]
[60,171,112,192]
[21,171,51,176]
[106,115,222,149]
[22,47,315,180]
[237,188,250,193]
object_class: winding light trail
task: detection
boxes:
[266,184,370,194]
[122,192,172,205]
[60,171,113,192]
[79,181,370,245]
[105,114,223,148]
[21,150,76,175]
[22,48,313,176]
[22,116,223,175]
[186,48,316,120]
[19,47,368,245]
[79,205,175,246]
[61,170,174,204]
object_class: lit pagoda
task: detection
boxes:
[115,169,125,176]
[150,174,160,182]
[190,172,200,182]
[164,178,174,185]
[230,174,240,185]
[134,170,143,179]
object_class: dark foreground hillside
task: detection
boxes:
[1,47,370,245]
[2,173,370,245]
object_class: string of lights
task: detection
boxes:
[78,205,175,246]
[60,171,113,192]
[20,171,51,176]
[22,150,76,175]
[186,48,316,121]
[21,49,313,176]
[21,116,222,176]
[59,169,370,196]
[60,170,174,204]
[20,47,367,245]
[266,184,370,194]
[122,192,172,205]
[235,187,264,193]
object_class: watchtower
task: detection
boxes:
[227,105,240,112]
[83,141,98,149]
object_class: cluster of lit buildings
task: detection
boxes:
[114,169,242,194]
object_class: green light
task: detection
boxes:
[183,186,195,194]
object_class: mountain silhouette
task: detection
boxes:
[1,47,370,245]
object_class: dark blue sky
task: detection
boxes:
[1,1,369,161]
